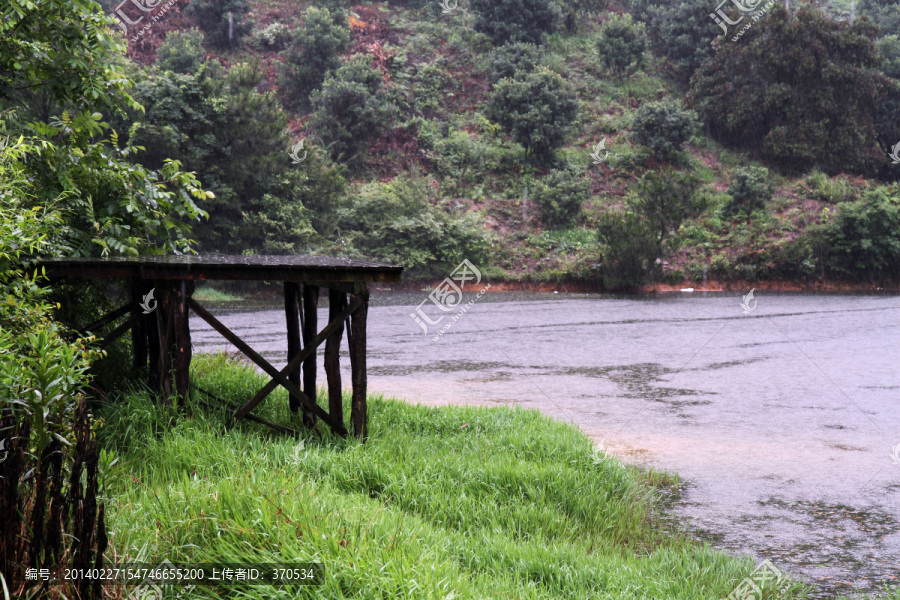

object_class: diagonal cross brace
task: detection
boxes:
[187,296,359,435]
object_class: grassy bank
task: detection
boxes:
[97,353,813,599]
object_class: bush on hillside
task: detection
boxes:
[156,29,206,74]
[487,41,544,83]
[310,56,399,164]
[469,0,562,45]
[532,168,590,229]
[249,22,292,51]
[688,5,892,175]
[596,210,659,290]
[629,168,705,250]
[630,100,698,158]
[488,67,578,161]
[595,13,647,77]
[724,166,774,216]
[279,7,350,110]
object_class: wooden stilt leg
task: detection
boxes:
[302,285,319,427]
[129,279,148,371]
[147,281,161,391]
[173,280,193,406]
[349,290,369,439]
[324,289,347,428]
[157,285,175,404]
[284,282,303,414]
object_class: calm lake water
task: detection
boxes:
[191,290,900,598]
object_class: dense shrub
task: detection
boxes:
[156,29,206,74]
[630,100,698,158]
[595,13,646,77]
[249,22,292,51]
[688,5,892,175]
[532,168,590,229]
[630,0,720,83]
[185,0,251,48]
[876,34,900,79]
[487,41,543,83]
[800,170,858,204]
[469,0,562,45]
[629,168,705,249]
[724,166,774,216]
[310,56,399,164]
[338,170,491,279]
[596,211,658,290]
[279,7,350,110]
[488,67,578,161]
[819,187,900,281]
[858,0,900,38]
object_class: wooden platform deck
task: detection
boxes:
[40,255,403,439]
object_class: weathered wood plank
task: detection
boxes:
[284,282,303,414]
[349,291,369,439]
[79,303,133,335]
[302,285,319,426]
[173,280,193,404]
[129,280,148,370]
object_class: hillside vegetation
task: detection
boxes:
[90,0,900,286]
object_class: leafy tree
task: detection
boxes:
[630,100,698,158]
[596,210,659,291]
[487,41,544,84]
[595,13,647,77]
[876,34,900,79]
[469,0,563,45]
[819,186,900,280]
[488,67,578,161]
[858,0,900,38]
[725,166,774,216]
[532,168,590,229]
[688,5,892,175]
[249,22,292,51]
[279,7,350,110]
[310,56,399,164]
[156,28,207,74]
[338,170,490,279]
[628,168,704,251]
[185,0,252,48]
[631,0,720,84]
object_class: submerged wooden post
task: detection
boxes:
[349,290,369,439]
[302,285,319,427]
[284,282,303,414]
[173,280,193,405]
[324,289,347,427]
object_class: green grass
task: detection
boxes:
[97,353,816,599]
[192,285,243,303]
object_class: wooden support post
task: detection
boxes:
[325,289,347,427]
[147,280,161,391]
[349,290,369,439]
[284,282,303,415]
[129,280,148,370]
[156,284,175,404]
[302,285,319,426]
[173,280,193,405]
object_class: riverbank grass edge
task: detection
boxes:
[96,353,873,599]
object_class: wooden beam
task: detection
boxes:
[302,285,319,426]
[188,297,350,435]
[128,280,148,370]
[192,385,297,437]
[157,286,175,403]
[173,280,193,404]
[224,297,362,434]
[79,302,133,335]
[99,314,137,349]
[284,282,303,415]
[325,289,347,427]
[349,291,369,439]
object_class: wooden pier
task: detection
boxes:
[39,255,403,439]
